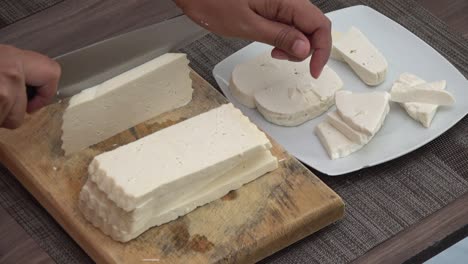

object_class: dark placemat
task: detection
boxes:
[0,0,64,29]
[0,0,467,264]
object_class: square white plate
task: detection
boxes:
[212,5,468,176]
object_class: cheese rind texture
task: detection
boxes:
[79,103,278,241]
[61,53,193,155]
[390,81,453,105]
[254,65,343,126]
[334,27,388,86]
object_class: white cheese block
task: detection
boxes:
[229,52,291,108]
[392,73,444,127]
[331,30,345,61]
[86,103,276,212]
[326,111,370,145]
[315,121,364,160]
[254,65,343,126]
[390,81,453,105]
[79,149,277,242]
[334,27,388,86]
[335,90,390,136]
[61,53,193,155]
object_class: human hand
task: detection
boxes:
[174,0,331,78]
[0,45,60,129]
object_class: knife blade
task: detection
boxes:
[53,15,207,99]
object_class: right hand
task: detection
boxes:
[0,44,61,129]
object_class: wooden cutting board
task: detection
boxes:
[0,71,344,264]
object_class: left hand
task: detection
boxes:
[174,0,332,78]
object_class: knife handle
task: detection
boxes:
[26,85,37,101]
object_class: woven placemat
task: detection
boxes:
[0,0,467,263]
[0,0,64,29]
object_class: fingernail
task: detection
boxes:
[292,40,307,57]
[271,51,289,60]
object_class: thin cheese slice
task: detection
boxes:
[326,111,370,144]
[315,121,364,160]
[61,53,193,155]
[390,81,453,105]
[254,65,343,126]
[334,27,388,86]
[335,90,390,136]
[392,73,444,127]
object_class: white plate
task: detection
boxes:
[212,5,468,176]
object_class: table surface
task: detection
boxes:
[0,0,466,263]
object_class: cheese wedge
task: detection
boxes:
[392,73,444,127]
[254,65,343,126]
[335,90,390,136]
[315,121,364,160]
[334,27,388,86]
[61,53,193,155]
[79,104,278,241]
[326,111,370,145]
[390,81,453,105]
[331,30,345,61]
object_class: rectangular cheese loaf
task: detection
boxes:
[79,103,278,242]
[61,53,193,155]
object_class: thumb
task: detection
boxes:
[252,17,311,60]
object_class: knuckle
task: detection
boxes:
[274,26,296,49]
[1,66,23,83]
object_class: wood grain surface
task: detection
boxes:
[0,71,344,264]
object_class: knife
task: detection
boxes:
[27,15,207,101]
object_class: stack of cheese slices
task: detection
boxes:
[390,73,454,127]
[230,52,343,126]
[79,103,278,242]
[316,91,391,159]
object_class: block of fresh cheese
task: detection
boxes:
[254,65,343,126]
[230,51,343,126]
[390,81,454,105]
[334,27,388,86]
[331,30,345,61]
[79,103,278,242]
[61,53,193,155]
[391,73,447,127]
[316,91,390,159]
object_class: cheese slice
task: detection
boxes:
[315,121,364,160]
[334,27,388,86]
[331,30,345,61]
[335,90,390,136]
[61,53,193,155]
[254,65,343,126]
[390,81,453,105]
[326,111,370,145]
[392,73,444,127]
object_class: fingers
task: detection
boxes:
[308,24,332,78]
[3,84,27,129]
[250,15,311,60]
[250,0,332,76]
[20,50,61,112]
[0,66,23,129]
